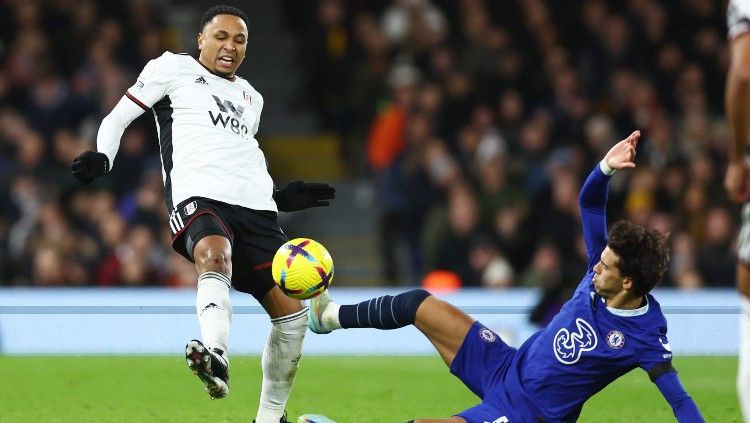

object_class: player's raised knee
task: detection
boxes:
[193,237,232,273]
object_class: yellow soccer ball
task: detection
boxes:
[272,238,334,300]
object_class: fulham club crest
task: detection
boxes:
[243,91,252,105]
[184,201,197,216]
[606,330,625,350]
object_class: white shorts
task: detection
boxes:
[739,203,750,263]
[728,0,750,40]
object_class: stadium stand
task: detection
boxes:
[0,0,738,297]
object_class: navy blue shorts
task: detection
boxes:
[450,321,517,422]
[450,322,546,422]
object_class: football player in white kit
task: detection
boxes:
[70,5,335,423]
[727,1,750,421]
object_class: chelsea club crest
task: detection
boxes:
[479,327,497,343]
[606,330,625,350]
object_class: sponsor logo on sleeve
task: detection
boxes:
[659,337,672,358]
[659,337,672,352]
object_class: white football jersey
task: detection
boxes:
[126,51,276,212]
[728,0,750,40]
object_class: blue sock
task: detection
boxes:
[338,289,431,329]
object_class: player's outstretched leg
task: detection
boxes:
[185,339,229,399]
[308,289,432,333]
[309,288,474,367]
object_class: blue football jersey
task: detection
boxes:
[510,165,674,421]
[515,275,672,421]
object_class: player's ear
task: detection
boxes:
[197,32,204,50]
[622,276,634,291]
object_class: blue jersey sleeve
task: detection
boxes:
[653,371,705,422]
[579,163,611,272]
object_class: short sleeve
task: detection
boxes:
[126,53,176,109]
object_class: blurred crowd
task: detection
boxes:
[0,0,739,294]
[285,0,738,295]
[0,0,198,287]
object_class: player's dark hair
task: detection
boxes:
[607,220,670,297]
[200,5,249,30]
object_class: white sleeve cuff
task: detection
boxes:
[599,159,616,175]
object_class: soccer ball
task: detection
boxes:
[272,238,334,300]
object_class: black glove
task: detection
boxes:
[70,151,110,184]
[273,180,336,212]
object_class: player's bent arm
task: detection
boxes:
[650,364,705,422]
[578,161,613,271]
[96,96,147,166]
[726,34,750,163]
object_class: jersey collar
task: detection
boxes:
[194,57,237,82]
[605,296,649,317]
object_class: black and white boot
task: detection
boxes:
[185,339,229,399]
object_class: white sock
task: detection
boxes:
[255,307,308,423]
[739,297,750,423]
[196,271,232,353]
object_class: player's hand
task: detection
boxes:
[604,130,640,170]
[725,159,750,203]
[70,151,110,184]
[274,180,336,212]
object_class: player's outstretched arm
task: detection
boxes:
[70,95,145,184]
[651,369,705,422]
[579,130,640,270]
[274,181,336,212]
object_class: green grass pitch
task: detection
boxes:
[0,355,740,422]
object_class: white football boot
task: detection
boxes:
[307,291,337,334]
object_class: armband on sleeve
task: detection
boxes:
[648,361,676,381]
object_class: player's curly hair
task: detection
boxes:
[200,5,249,29]
[607,220,670,297]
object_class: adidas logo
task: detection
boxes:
[195,76,208,85]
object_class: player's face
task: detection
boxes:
[592,247,629,299]
[198,14,248,77]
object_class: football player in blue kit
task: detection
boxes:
[305,130,705,422]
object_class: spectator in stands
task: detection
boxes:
[0,0,740,294]
[431,182,486,286]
